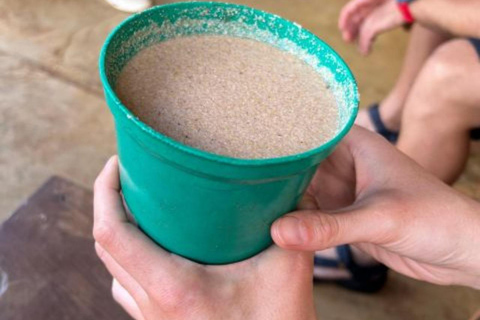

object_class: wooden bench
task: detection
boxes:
[0,177,130,320]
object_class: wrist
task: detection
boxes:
[396,0,416,24]
[408,0,430,27]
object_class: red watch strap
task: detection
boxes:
[397,2,415,24]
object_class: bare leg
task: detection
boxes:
[398,39,480,184]
[356,24,450,131]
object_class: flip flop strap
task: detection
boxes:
[368,104,399,143]
[336,245,388,282]
[313,255,343,268]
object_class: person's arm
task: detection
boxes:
[339,0,480,55]
[272,126,480,289]
[93,157,316,320]
[411,0,480,38]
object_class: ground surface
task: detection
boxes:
[1,0,479,318]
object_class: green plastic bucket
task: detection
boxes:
[99,2,358,264]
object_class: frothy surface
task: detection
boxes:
[116,35,338,159]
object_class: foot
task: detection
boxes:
[355,104,400,143]
[104,0,152,13]
[355,103,400,133]
[355,107,377,132]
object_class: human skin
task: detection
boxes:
[410,0,480,38]
[94,126,480,319]
[93,156,316,320]
[272,126,480,289]
[355,36,480,184]
[354,23,449,132]
[342,0,480,183]
[339,0,480,54]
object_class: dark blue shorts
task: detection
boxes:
[468,38,480,140]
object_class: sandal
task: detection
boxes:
[368,104,399,143]
[368,103,480,142]
[314,245,389,293]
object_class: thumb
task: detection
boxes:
[271,206,394,251]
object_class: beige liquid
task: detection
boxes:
[116,35,339,159]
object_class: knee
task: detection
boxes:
[404,40,473,121]
[424,40,470,91]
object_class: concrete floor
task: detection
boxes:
[1,0,479,318]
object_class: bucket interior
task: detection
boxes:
[102,2,358,152]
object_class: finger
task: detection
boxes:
[358,2,404,55]
[271,204,397,251]
[339,0,371,29]
[342,12,363,42]
[358,16,378,55]
[342,4,374,42]
[93,156,127,227]
[93,156,184,292]
[95,242,147,303]
[339,0,376,40]
[112,279,145,320]
[347,4,375,41]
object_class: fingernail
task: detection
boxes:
[276,216,307,246]
[94,242,106,261]
[104,156,116,170]
[107,156,116,165]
